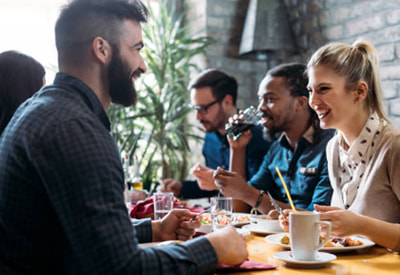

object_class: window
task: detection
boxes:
[0,0,67,83]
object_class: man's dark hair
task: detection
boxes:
[189,69,238,105]
[267,63,308,98]
[267,63,322,143]
[0,51,45,135]
[55,0,148,66]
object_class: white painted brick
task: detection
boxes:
[377,44,395,62]
[345,14,385,36]
[381,80,398,99]
[325,25,344,40]
[380,64,400,80]
[387,9,400,25]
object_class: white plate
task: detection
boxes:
[242,224,284,235]
[274,251,336,268]
[265,233,375,253]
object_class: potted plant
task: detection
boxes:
[107,0,213,192]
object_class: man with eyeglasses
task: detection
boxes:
[160,69,271,199]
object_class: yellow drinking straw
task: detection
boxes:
[275,167,296,213]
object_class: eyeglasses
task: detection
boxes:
[189,99,220,115]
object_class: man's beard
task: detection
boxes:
[108,46,138,107]
[262,127,279,142]
[200,105,225,133]
[261,111,282,141]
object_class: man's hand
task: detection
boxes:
[152,209,200,242]
[206,226,248,265]
[159,178,182,197]
[279,209,291,233]
[227,128,252,150]
[213,168,250,200]
[315,204,362,237]
[190,163,218,191]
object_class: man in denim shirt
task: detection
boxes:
[214,63,334,213]
[161,69,271,199]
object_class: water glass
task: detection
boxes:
[153,192,174,220]
[211,197,233,231]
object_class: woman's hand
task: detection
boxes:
[314,204,362,237]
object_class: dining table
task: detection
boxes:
[217,232,400,275]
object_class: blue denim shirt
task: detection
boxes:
[249,127,335,211]
[181,125,271,198]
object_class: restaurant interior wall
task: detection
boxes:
[184,0,400,127]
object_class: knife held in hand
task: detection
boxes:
[267,191,287,219]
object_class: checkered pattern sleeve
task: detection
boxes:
[32,111,218,274]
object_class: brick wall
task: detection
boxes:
[185,0,400,126]
[185,0,268,108]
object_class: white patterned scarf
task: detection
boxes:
[337,112,385,208]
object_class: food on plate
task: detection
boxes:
[267,209,280,220]
[280,235,364,247]
[214,215,231,226]
[201,212,233,226]
[200,213,212,225]
[234,214,250,223]
[325,237,364,247]
[280,234,290,245]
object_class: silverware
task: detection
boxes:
[189,208,211,222]
[267,191,286,219]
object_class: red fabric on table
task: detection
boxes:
[130,196,204,219]
[216,259,276,273]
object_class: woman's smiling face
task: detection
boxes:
[307,65,355,131]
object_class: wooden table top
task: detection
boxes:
[217,233,400,275]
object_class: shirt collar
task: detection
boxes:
[54,73,111,131]
[279,124,315,149]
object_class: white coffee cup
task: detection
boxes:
[289,211,331,261]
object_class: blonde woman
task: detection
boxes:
[307,40,400,251]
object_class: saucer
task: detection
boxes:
[273,251,336,268]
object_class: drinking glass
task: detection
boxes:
[225,106,262,140]
[153,192,174,220]
[210,197,233,231]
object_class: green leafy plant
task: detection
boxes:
[107,0,213,192]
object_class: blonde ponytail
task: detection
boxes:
[307,40,389,122]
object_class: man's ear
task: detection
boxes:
[221,94,234,108]
[92,36,112,65]
[296,96,309,111]
[353,81,368,103]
